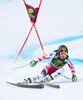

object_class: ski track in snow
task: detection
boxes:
[7,35,83,65]
[44,35,83,45]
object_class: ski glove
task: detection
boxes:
[72,74,77,82]
[30,60,38,67]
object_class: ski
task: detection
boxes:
[43,83,60,89]
[6,81,44,89]
[6,81,60,89]
[38,81,60,89]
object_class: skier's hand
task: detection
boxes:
[72,74,77,82]
[30,60,38,67]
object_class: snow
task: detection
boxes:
[0,0,83,100]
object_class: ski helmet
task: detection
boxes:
[58,45,68,54]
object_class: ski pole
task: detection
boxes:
[12,63,30,70]
[61,75,72,80]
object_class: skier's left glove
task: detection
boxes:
[30,60,38,67]
[72,74,77,82]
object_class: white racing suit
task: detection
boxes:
[30,51,76,83]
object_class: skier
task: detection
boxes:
[19,45,77,85]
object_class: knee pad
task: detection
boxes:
[41,70,47,77]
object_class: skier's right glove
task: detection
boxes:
[30,60,38,67]
[72,74,77,82]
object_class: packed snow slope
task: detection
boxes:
[0,0,83,100]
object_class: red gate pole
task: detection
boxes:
[34,25,45,56]
[15,25,34,61]
[15,0,44,61]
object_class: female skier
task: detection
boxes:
[19,45,77,84]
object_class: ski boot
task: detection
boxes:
[18,78,31,85]
[41,75,53,83]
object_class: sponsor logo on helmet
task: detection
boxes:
[62,47,66,51]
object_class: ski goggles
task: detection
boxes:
[60,52,67,56]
